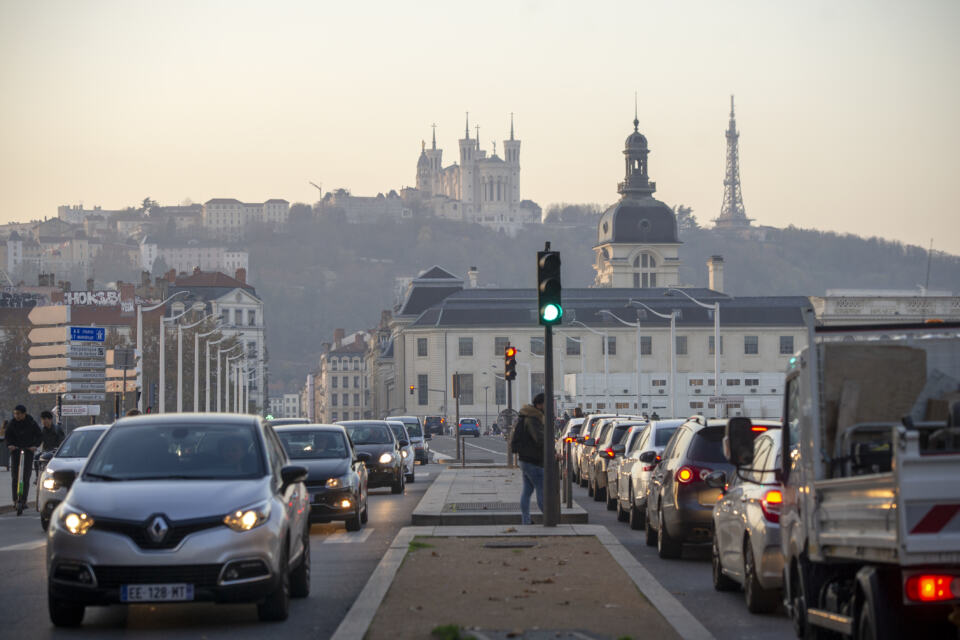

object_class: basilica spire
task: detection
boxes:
[510,112,515,141]
[633,92,639,132]
[431,123,437,149]
[465,112,470,139]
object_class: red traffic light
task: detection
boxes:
[505,346,517,358]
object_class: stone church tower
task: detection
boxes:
[594,114,681,288]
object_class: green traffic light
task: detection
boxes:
[541,303,562,323]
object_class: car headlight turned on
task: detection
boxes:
[61,509,95,536]
[401,449,409,458]
[379,452,394,464]
[223,501,271,532]
[326,474,352,488]
[42,474,58,491]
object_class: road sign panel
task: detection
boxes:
[708,396,745,404]
[68,345,106,358]
[29,357,106,370]
[27,344,107,358]
[62,393,106,402]
[60,405,101,417]
[28,382,68,394]
[112,347,136,369]
[105,380,138,392]
[28,326,68,344]
[28,370,107,382]
[65,382,106,392]
[28,305,70,326]
[70,327,106,342]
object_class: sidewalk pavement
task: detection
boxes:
[412,466,588,526]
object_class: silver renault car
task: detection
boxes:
[46,414,310,627]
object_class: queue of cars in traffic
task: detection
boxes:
[567,411,786,619]
[39,412,434,627]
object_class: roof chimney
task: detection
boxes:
[334,328,345,347]
[235,268,246,285]
[165,269,177,283]
[708,255,725,293]
[193,266,201,274]
[467,266,479,289]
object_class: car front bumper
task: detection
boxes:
[366,465,398,488]
[308,487,361,523]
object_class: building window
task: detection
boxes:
[708,336,724,355]
[417,338,428,357]
[353,393,359,406]
[459,337,473,357]
[727,379,741,386]
[531,372,545,397]
[652,379,667,387]
[495,377,506,405]
[494,336,510,356]
[332,377,338,389]
[353,412,359,420]
[744,335,759,355]
[331,359,338,371]
[354,376,360,388]
[418,374,428,405]
[332,394,338,406]
[332,411,338,421]
[744,378,760,386]
[689,379,704,386]
[247,310,256,326]
[530,337,545,356]
[342,376,349,388]
[640,336,652,355]
[342,393,349,406]
[675,336,688,356]
[780,335,794,355]
[603,336,616,356]
[459,374,474,405]
[353,358,360,370]
[690,402,704,409]
[566,337,580,356]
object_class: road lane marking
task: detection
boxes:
[324,528,374,544]
[463,441,507,457]
[0,539,45,552]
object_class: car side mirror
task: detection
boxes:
[356,451,372,464]
[724,416,756,467]
[39,450,56,462]
[280,465,308,491]
[704,470,727,490]
[399,440,410,447]
[612,444,626,456]
[53,469,76,490]
[638,450,657,464]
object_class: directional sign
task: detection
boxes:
[28,370,107,382]
[28,326,69,344]
[28,358,106,371]
[112,347,136,369]
[60,405,101,417]
[29,383,68,394]
[65,382,106,392]
[105,380,138,392]
[62,393,106,402]
[28,305,70,326]
[27,344,106,358]
[708,396,745,405]
[70,327,106,342]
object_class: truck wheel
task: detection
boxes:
[744,541,780,612]
[712,536,738,592]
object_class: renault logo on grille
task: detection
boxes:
[147,515,169,543]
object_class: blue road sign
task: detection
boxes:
[70,326,106,342]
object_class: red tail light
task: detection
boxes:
[761,489,783,523]
[676,465,712,484]
[564,437,574,443]
[751,425,768,432]
[603,448,615,459]
[905,574,956,602]
[676,466,695,483]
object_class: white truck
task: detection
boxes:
[726,314,960,639]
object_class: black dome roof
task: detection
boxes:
[625,130,647,150]
[597,196,679,245]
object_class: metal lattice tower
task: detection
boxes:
[714,95,752,228]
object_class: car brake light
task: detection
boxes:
[761,489,783,523]
[603,448,615,459]
[564,437,574,443]
[905,574,956,602]
[751,425,768,432]
[676,467,694,483]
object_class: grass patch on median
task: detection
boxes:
[408,539,434,552]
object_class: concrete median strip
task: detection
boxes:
[331,524,715,640]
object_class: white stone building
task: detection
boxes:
[202,198,289,240]
[140,236,249,275]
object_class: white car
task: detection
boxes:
[38,425,109,531]
[386,420,416,482]
[615,418,684,530]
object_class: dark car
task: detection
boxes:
[275,425,368,530]
[338,421,405,494]
[424,416,446,437]
[266,418,310,427]
[645,417,735,559]
[458,418,480,437]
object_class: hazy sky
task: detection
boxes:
[2,0,958,253]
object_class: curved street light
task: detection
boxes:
[218,342,242,412]
[159,304,199,414]
[597,309,643,415]
[137,290,188,411]
[568,319,610,410]
[196,324,223,412]
[176,314,217,412]
[627,300,679,419]
[666,288,721,417]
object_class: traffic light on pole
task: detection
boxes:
[504,346,517,381]
[537,248,562,325]
[409,385,415,395]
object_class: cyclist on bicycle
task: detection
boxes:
[6,404,41,508]
[39,410,64,452]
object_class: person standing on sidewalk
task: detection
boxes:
[514,393,546,525]
[6,405,42,507]
[39,411,64,452]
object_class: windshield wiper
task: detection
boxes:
[84,472,123,481]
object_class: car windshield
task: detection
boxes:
[388,424,410,443]
[688,427,727,463]
[401,421,422,437]
[55,429,106,458]
[343,423,394,445]
[609,425,630,445]
[461,419,477,425]
[278,430,349,459]
[84,422,265,480]
[655,427,679,447]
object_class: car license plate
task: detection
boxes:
[121,583,194,602]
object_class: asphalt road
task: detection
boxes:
[428,434,509,463]
[0,465,437,639]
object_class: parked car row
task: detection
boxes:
[572,412,786,618]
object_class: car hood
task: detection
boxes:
[300,458,350,481]
[46,457,88,474]
[354,443,396,459]
[68,477,270,521]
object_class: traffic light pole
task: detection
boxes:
[506,379,515,467]
[543,324,559,527]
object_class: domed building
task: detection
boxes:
[593,116,682,288]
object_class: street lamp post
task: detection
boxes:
[178,314,216,412]
[627,300,679,419]
[667,288,721,417]
[569,320,609,410]
[219,343,241,412]
[159,306,194,414]
[198,326,224,411]
[226,353,242,413]
[598,309,643,414]
[137,291,188,411]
